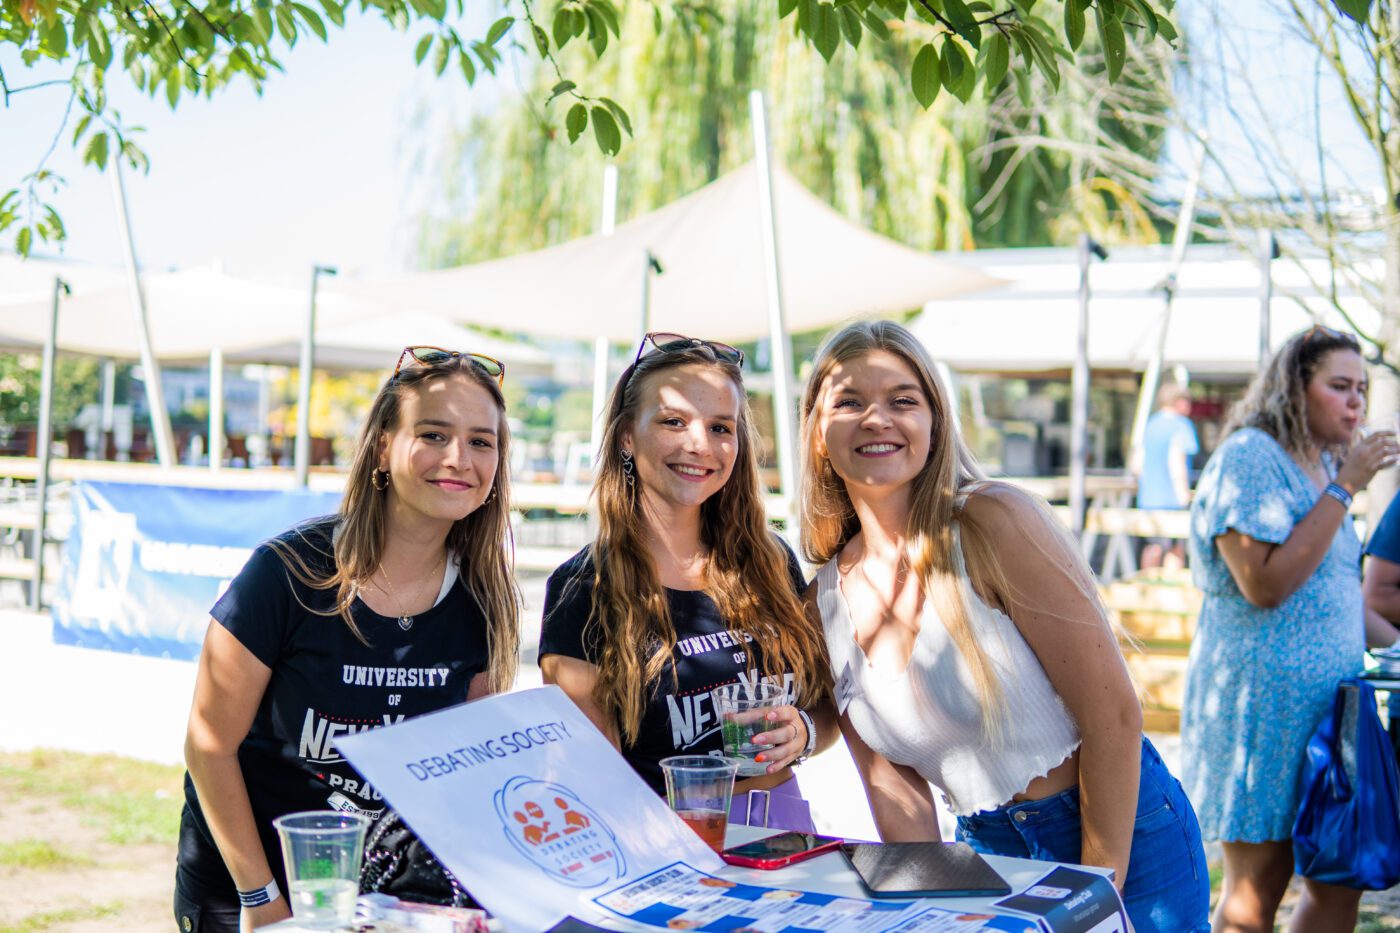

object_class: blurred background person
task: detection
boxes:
[1132,382,1198,569]
[1183,325,1397,933]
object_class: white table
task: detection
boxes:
[267,825,1113,931]
[711,825,1110,914]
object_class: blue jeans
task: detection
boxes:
[956,737,1209,933]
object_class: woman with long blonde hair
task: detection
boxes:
[178,348,519,932]
[1185,325,1398,932]
[800,321,1207,932]
[541,333,834,833]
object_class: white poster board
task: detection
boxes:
[334,685,723,931]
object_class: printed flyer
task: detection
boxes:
[993,867,1127,933]
[594,863,1042,933]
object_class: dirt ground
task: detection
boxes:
[0,751,181,932]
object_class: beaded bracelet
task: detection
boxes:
[1322,482,1354,510]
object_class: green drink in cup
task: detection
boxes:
[711,682,786,777]
[273,811,368,929]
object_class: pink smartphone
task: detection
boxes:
[720,832,846,869]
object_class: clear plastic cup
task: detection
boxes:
[272,810,369,929]
[711,682,786,777]
[659,755,738,853]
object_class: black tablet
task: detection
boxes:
[841,842,1012,899]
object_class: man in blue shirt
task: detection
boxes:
[1361,493,1400,758]
[1132,383,1198,568]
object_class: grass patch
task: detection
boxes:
[0,901,124,932]
[0,839,91,870]
[0,749,183,846]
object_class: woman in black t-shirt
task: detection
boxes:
[540,333,834,833]
[177,349,520,932]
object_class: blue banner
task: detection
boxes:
[53,481,343,659]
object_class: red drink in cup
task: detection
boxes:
[660,756,738,854]
[676,808,728,852]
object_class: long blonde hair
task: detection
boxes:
[1225,324,1362,458]
[800,321,1017,741]
[558,345,830,745]
[269,357,520,694]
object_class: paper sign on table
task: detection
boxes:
[993,867,1127,933]
[334,686,723,931]
[593,864,1040,932]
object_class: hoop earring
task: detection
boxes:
[620,449,635,489]
[372,469,389,491]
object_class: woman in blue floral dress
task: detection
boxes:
[1185,325,1399,932]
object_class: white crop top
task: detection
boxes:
[816,523,1081,816]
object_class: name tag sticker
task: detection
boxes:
[834,661,857,716]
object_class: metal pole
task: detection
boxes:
[638,251,658,347]
[1128,139,1206,461]
[32,277,68,610]
[209,347,224,473]
[750,90,800,520]
[99,358,115,460]
[1071,234,1107,536]
[1258,230,1278,365]
[295,264,336,487]
[590,165,619,469]
[111,156,176,467]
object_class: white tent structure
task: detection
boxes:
[330,154,1000,513]
[0,265,389,360]
[912,244,1379,373]
[328,161,999,341]
[224,309,553,376]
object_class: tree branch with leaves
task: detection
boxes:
[2,0,1175,255]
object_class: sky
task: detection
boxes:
[1,10,503,281]
[0,1,1387,283]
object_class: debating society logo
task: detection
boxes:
[493,775,626,888]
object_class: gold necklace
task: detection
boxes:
[376,551,447,632]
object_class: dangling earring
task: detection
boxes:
[483,485,496,504]
[620,449,635,489]
[372,469,389,491]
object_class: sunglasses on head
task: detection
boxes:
[393,346,505,384]
[632,332,745,369]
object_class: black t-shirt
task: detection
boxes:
[538,539,807,794]
[176,518,491,903]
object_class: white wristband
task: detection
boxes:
[794,709,817,764]
[237,878,282,908]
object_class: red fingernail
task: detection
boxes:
[755,754,766,762]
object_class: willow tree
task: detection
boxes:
[417,0,1177,267]
[4,0,1174,255]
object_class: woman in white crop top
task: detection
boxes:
[798,322,1208,933]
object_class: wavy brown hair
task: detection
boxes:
[1224,324,1363,458]
[566,346,830,744]
[268,357,520,694]
[800,321,1107,742]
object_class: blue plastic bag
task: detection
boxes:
[1292,678,1400,889]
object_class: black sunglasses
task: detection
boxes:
[394,346,505,384]
[632,332,745,369]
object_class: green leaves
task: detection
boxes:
[1064,0,1086,51]
[982,31,1010,92]
[566,103,588,144]
[810,2,841,61]
[1333,0,1373,23]
[591,105,621,155]
[911,43,940,109]
[941,38,976,102]
[1096,5,1126,83]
